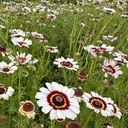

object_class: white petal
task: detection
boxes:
[65,88,74,97]
[50,109,58,120]
[56,110,65,119]
[41,105,52,114]
[39,87,50,94]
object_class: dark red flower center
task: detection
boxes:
[0,87,6,94]
[104,65,115,73]
[89,97,107,110]
[2,67,10,72]
[18,42,27,45]
[47,91,70,110]
[0,46,6,52]
[60,61,73,68]
[74,88,84,97]
[22,102,34,112]
[14,57,26,64]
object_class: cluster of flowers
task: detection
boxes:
[34,82,122,121]
[83,43,128,79]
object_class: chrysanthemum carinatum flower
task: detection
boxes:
[53,57,79,71]
[84,44,114,57]
[112,51,128,68]
[19,100,35,119]
[0,61,18,74]
[11,37,32,47]
[45,46,59,53]
[0,84,14,100]
[103,7,115,14]
[0,45,6,56]
[82,92,113,117]
[107,98,122,119]
[102,35,118,42]
[77,71,89,81]
[31,32,44,39]
[8,52,32,65]
[101,59,123,79]
[35,82,80,120]
[64,121,81,128]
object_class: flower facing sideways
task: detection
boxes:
[82,91,113,117]
[35,82,80,120]
[101,59,123,79]
[45,46,59,53]
[53,57,79,71]
[0,61,18,74]
[0,84,14,100]
[19,101,35,119]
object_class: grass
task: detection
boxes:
[0,0,128,128]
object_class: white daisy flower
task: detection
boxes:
[102,35,118,42]
[53,57,79,71]
[31,32,44,39]
[103,7,116,14]
[82,91,113,117]
[19,101,35,119]
[11,37,32,48]
[8,52,32,65]
[0,61,18,74]
[45,46,59,53]
[101,59,123,79]
[0,84,14,100]
[35,82,80,120]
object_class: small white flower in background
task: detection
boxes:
[82,91,114,117]
[19,101,35,119]
[11,37,32,48]
[35,82,80,120]
[103,7,116,14]
[0,61,18,74]
[8,52,32,65]
[53,57,79,71]
[31,32,44,39]
[47,14,56,21]
[112,51,128,68]
[102,35,118,42]
[45,46,59,53]
[0,84,14,100]
[101,59,123,79]
[28,58,39,65]
[0,25,5,29]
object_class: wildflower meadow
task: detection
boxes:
[0,0,128,128]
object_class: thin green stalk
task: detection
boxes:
[51,120,55,128]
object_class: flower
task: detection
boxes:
[11,37,32,47]
[82,91,113,117]
[107,99,122,119]
[101,59,123,79]
[53,57,79,71]
[8,52,32,65]
[0,45,6,56]
[77,71,88,81]
[45,46,59,53]
[64,121,81,128]
[31,32,44,39]
[35,82,80,120]
[19,100,35,119]
[0,61,18,74]
[73,87,84,102]
[112,51,128,68]
[0,84,14,100]
[102,35,118,42]
[84,44,114,57]
[47,14,56,20]
[0,116,8,125]
[103,7,115,14]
